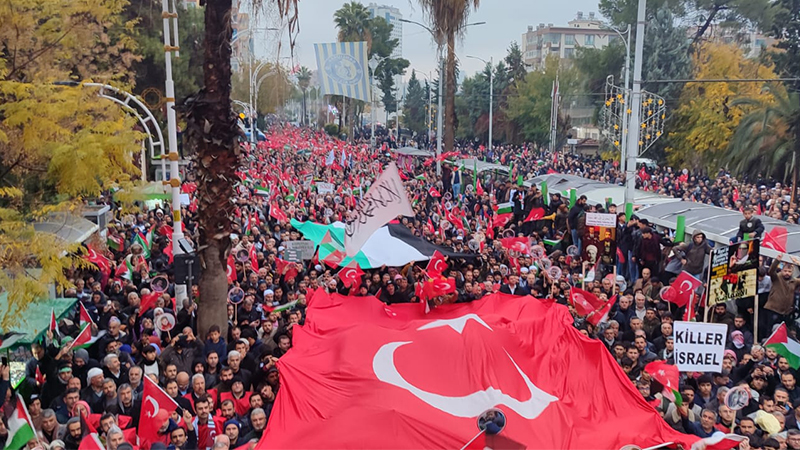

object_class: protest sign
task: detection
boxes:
[285,240,316,261]
[582,225,617,268]
[585,213,616,227]
[708,239,759,306]
[674,321,727,372]
[724,386,751,411]
[317,182,335,195]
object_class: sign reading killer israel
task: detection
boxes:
[314,42,372,102]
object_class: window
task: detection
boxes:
[585,34,595,46]
[564,48,575,58]
[544,33,561,45]
[565,34,576,45]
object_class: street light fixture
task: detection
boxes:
[601,23,632,178]
[399,18,485,174]
[467,55,493,152]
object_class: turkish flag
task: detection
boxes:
[260,290,699,449]
[763,226,788,253]
[84,246,110,274]
[139,376,178,447]
[426,250,448,277]
[500,237,530,255]
[227,254,237,284]
[645,360,680,399]
[270,203,288,223]
[422,276,456,300]
[568,287,606,317]
[669,271,702,307]
[429,187,441,198]
[523,207,545,222]
[139,291,161,317]
[337,260,364,289]
[249,244,259,271]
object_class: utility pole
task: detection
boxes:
[160,0,186,306]
[625,0,647,204]
[436,52,444,175]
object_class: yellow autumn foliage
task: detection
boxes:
[0,0,142,310]
[666,42,777,171]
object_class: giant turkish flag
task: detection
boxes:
[261,290,699,449]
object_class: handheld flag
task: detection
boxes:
[49,308,59,336]
[568,287,606,317]
[426,250,447,277]
[79,303,94,328]
[139,375,179,447]
[763,226,788,253]
[337,261,364,289]
[645,360,682,405]
[524,207,545,223]
[765,323,800,369]
[5,394,36,450]
[70,324,93,350]
[668,271,703,308]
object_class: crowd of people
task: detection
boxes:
[3,124,800,450]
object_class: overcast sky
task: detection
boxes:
[253,0,601,82]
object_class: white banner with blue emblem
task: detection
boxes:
[314,41,371,103]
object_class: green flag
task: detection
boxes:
[517,175,523,186]
[542,181,548,206]
[473,160,478,189]
[508,161,513,181]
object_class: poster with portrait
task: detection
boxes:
[581,225,617,267]
[708,239,759,306]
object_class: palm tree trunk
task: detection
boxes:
[183,0,238,338]
[444,31,456,153]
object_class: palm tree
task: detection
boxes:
[419,0,481,153]
[333,1,372,139]
[725,91,800,201]
[334,1,373,48]
[296,66,312,125]
[183,0,298,338]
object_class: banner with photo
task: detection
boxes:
[582,225,617,268]
[708,239,760,306]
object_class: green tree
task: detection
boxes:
[125,0,205,103]
[725,91,797,193]
[505,56,578,147]
[419,0,481,153]
[574,41,626,123]
[334,1,373,47]
[504,41,527,87]
[402,71,427,136]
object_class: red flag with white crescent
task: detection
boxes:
[669,271,702,307]
[258,290,703,449]
[337,261,364,289]
[139,375,179,448]
[426,251,447,277]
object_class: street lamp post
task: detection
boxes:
[415,71,435,145]
[399,18,485,175]
[369,57,378,149]
[231,27,278,145]
[604,23,632,182]
[625,0,647,204]
[467,55,493,152]
[160,0,187,306]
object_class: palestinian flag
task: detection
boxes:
[765,323,800,368]
[49,308,59,335]
[493,202,514,229]
[133,232,151,258]
[543,236,562,247]
[107,234,124,252]
[115,259,134,280]
[265,300,298,314]
[70,324,93,350]
[254,185,270,196]
[5,394,35,450]
[0,332,23,351]
[79,302,95,328]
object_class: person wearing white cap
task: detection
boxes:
[81,367,105,413]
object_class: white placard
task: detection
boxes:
[674,321,727,372]
[317,182,335,195]
[585,213,617,227]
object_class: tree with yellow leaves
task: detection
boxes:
[0,0,141,311]
[666,42,777,171]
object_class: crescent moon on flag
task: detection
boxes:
[145,395,159,418]
[372,315,558,419]
[679,280,693,293]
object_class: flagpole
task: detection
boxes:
[459,430,486,450]
[704,248,715,323]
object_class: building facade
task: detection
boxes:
[367,3,403,59]
[521,12,617,70]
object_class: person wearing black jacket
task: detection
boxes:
[735,206,765,241]
[568,195,588,254]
